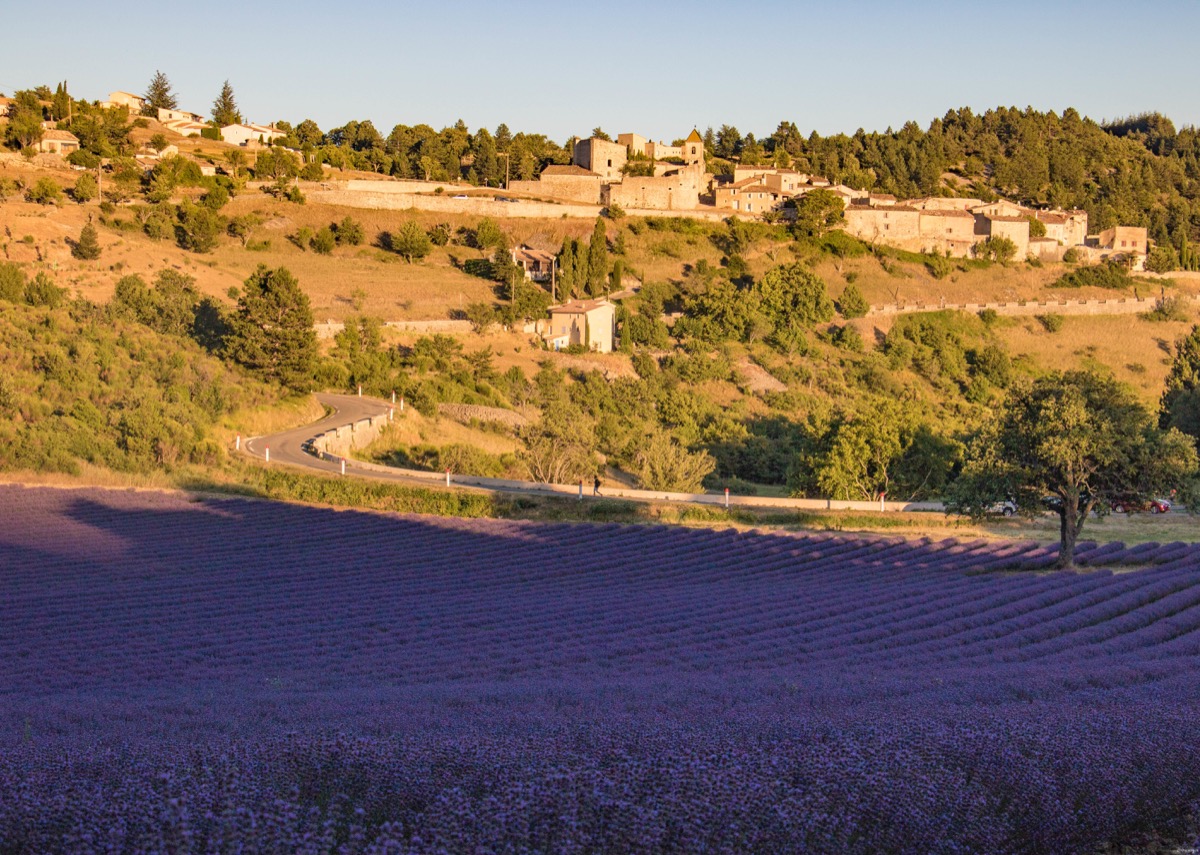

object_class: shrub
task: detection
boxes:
[310,226,336,255]
[974,236,1017,264]
[1142,294,1188,322]
[334,216,365,246]
[1036,313,1064,333]
[26,178,62,205]
[1063,247,1083,264]
[1052,261,1133,290]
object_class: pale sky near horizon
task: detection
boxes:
[5,0,1198,143]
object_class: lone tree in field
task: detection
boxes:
[72,222,101,260]
[142,71,178,115]
[225,266,316,391]
[953,370,1197,568]
[211,80,242,126]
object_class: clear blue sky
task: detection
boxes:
[5,0,1198,143]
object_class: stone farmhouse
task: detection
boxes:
[34,129,80,155]
[539,299,617,352]
[512,245,556,282]
[510,129,709,211]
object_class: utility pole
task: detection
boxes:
[498,152,510,189]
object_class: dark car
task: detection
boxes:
[1041,493,1092,514]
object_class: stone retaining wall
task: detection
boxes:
[866,295,1164,318]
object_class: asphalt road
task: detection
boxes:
[243,392,389,474]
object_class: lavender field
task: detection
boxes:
[3,485,1200,853]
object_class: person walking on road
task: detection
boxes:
[593,475,602,496]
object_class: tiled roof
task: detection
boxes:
[542,164,600,178]
[551,299,611,314]
[685,128,703,143]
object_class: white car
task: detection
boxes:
[988,500,1017,517]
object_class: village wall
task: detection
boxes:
[509,173,602,204]
[606,168,704,210]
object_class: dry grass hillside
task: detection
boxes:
[5,151,1200,410]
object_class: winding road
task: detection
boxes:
[241,393,947,513]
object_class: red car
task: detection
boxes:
[1110,496,1172,514]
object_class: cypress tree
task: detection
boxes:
[586,218,608,297]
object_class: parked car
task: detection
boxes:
[988,499,1017,517]
[1041,493,1093,514]
[1150,497,1172,514]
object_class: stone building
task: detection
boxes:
[605,162,706,211]
[843,204,922,243]
[542,299,617,352]
[573,137,627,181]
[917,208,977,253]
[1097,225,1148,256]
[34,129,80,155]
[510,164,604,204]
[101,91,145,111]
[983,216,1032,259]
[512,245,556,282]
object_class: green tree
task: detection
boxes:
[474,217,505,254]
[837,282,869,318]
[634,428,716,492]
[391,221,431,262]
[1161,325,1200,438]
[211,80,242,126]
[51,82,71,122]
[791,189,845,238]
[975,235,1017,263]
[72,222,101,260]
[142,70,178,115]
[1146,244,1180,273]
[464,301,496,335]
[813,412,903,501]
[519,406,597,484]
[176,201,222,253]
[755,262,834,329]
[586,217,608,296]
[26,177,62,205]
[225,266,317,390]
[4,90,45,149]
[954,371,1198,568]
[0,263,29,302]
[72,173,97,203]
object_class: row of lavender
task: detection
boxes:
[2,486,1200,852]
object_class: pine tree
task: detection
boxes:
[586,218,608,297]
[212,80,242,126]
[225,266,316,391]
[142,71,178,115]
[73,222,101,260]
